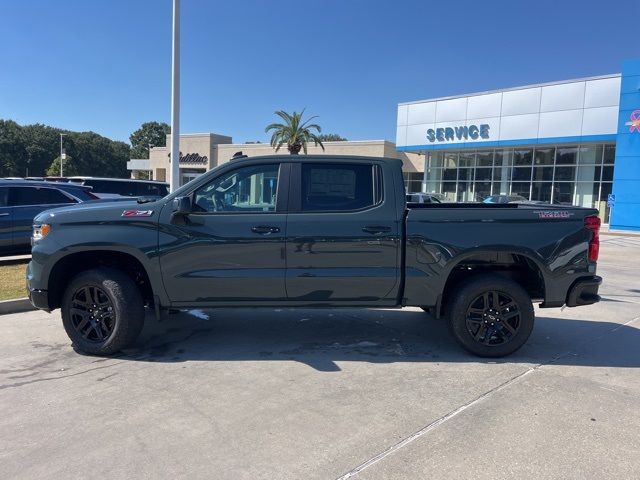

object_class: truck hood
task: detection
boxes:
[33,199,166,225]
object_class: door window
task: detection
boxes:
[9,187,75,206]
[301,163,379,212]
[193,164,279,213]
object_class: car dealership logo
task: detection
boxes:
[626,109,640,133]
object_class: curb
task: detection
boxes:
[0,298,36,315]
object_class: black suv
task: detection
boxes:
[0,180,97,254]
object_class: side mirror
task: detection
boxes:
[172,195,192,215]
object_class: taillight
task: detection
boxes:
[584,215,601,263]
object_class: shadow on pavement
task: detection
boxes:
[112,308,640,372]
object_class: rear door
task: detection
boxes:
[0,188,11,250]
[285,161,401,305]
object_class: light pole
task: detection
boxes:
[148,143,155,180]
[169,0,180,191]
[59,133,67,177]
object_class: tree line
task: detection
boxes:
[0,119,131,178]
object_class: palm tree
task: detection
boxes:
[265,109,325,155]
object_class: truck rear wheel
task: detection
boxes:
[61,268,145,355]
[448,275,534,357]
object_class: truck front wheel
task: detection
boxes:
[61,268,145,355]
[448,275,534,357]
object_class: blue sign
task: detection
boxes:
[426,124,490,143]
[607,194,615,207]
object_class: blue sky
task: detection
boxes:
[1,0,638,145]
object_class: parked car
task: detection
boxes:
[483,194,529,204]
[28,155,602,357]
[67,177,169,199]
[406,192,443,204]
[0,180,99,254]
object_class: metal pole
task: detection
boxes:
[170,0,180,191]
[59,133,66,177]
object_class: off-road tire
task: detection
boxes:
[61,268,144,355]
[448,275,534,357]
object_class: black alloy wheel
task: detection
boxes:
[70,286,116,343]
[465,290,521,346]
[448,275,534,357]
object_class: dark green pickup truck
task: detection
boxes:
[27,155,602,357]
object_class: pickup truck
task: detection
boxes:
[27,155,602,357]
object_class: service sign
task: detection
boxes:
[426,124,490,143]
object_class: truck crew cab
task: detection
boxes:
[27,155,602,357]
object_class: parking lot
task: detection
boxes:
[1,236,639,479]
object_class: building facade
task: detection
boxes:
[128,136,424,186]
[396,58,640,231]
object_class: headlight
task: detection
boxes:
[32,224,51,242]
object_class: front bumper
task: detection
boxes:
[566,275,602,307]
[28,287,50,311]
[26,260,50,311]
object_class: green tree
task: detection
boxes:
[317,133,347,142]
[129,121,170,159]
[265,110,324,155]
[46,155,79,177]
[0,119,131,178]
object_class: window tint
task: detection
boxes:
[193,164,279,213]
[46,189,76,204]
[9,186,75,206]
[0,188,7,207]
[301,163,377,212]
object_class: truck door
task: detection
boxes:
[285,161,401,305]
[158,162,289,305]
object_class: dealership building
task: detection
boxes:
[396,58,640,231]
[128,58,639,231]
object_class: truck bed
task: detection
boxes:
[402,203,599,309]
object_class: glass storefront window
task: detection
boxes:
[574,182,600,209]
[475,168,492,182]
[412,143,614,222]
[554,166,576,181]
[576,164,601,182]
[578,145,603,164]
[513,149,533,166]
[443,153,458,168]
[428,152,444,169]
[511,182,530,199]
[474,181,491,201]
[476,151,494,167]
[535,148,555,165]
[512,167,532,182]
[458,168,472,181]
[556,146,578,164]
[553,182,574,205]
[532,182,552,203]
[603,144,615,164]
[532,166,553,181]
[459,152,475,168]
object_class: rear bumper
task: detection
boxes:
[566,275,602,307]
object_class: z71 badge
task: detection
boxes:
[121,210,154,217]
[535,210,573,219]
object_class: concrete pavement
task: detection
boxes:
[0,238,638,479]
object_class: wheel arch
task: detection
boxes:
[47,249,158,311]
[436,250,546,318]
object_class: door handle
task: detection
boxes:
[362,225,391,235]
[251,225,280,235]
